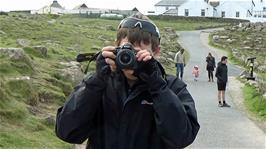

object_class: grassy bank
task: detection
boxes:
[243,85,266,120]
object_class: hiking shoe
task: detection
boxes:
[222,102,231,107]
[218,103,223,107]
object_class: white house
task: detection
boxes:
[177,0,213,16]
[31,0,65,14]
[155,0,266,22]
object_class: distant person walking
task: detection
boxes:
[215,56,230,107]
[174,48,186,79]
[206,52,216,82]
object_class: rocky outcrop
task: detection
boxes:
[59,61,84,85]
[0,48,27,60]
[33,46,48,57]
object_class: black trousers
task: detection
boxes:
[208,70,213,80]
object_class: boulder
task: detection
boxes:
[59,61,84,84]
[0,48,27,60]
[16,39,30,47]
[33,46,48,57]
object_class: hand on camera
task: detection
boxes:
[96,46,117,78]
[101,46,117,72]
[133,49,161,81]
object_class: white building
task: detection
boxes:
[155,0,266,22]
[31,0,65,14]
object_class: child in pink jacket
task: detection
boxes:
[192,65,200,81]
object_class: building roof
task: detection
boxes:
[73,3,88,9]
[163,9,178,15]
[50,0,63,8]
[132,7,139,12]
[155,0,187,6]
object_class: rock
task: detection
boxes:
[27,106,42,116]
[16,39,30,47]
[164,27,174,32]
[33,46,48,57]
[0,48,27,60]
[239,70,249,78]
[248,80,258,86]
[59,61,84,84]
[226,39,233,44]
[45,115,56,126]
[219,36,229,39]
[213,35,219,42]
[257,65,266,72]
[242,46,252,50]
[13,76,31,81]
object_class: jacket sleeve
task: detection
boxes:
[55,73,105,144]
[215,65,222,81]
[151,76,200,148]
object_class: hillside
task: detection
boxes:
[0,13,227,148]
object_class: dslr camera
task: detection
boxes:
[114,43,139,70]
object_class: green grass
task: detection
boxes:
[243,85,266,120]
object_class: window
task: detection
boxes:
[236,11,240,17]
[166,6,169,10]
[221,11,225,17]
[201,9,205,16]
[185,9,189,16]
[263,7,266,11]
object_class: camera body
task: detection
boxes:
[114,43,139,70]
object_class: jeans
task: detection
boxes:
[176,63,184,79]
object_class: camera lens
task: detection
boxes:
[116,49,136,69]
[120,54,131,64]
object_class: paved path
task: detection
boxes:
[178,29,266,148]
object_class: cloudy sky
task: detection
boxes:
[0,0,161,13]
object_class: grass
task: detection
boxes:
[0,13,229,148]
[243,85,266,120]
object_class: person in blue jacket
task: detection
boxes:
[55,12,200,149]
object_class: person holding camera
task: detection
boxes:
[55,12,199,149]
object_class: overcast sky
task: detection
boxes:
[0,0,161,13]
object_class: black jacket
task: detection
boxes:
[55,67,200,149]
[215,62,228,83]
[206,56,215,71]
